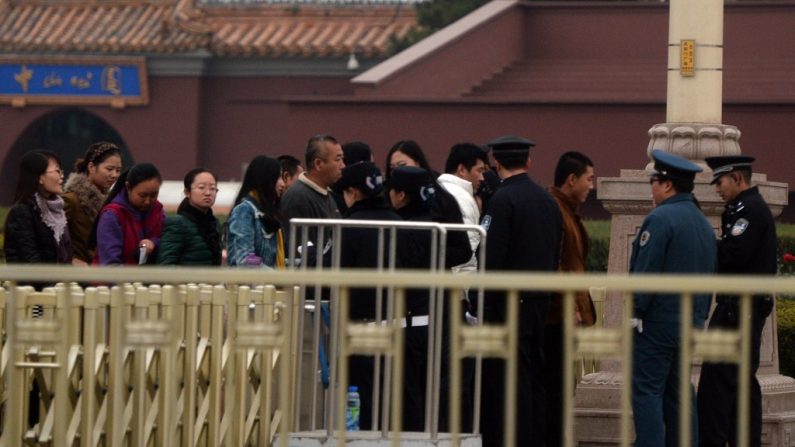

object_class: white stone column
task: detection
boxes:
[666,0,724,124]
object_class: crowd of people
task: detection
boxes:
[1,134,775,446]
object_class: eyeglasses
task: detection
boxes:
[193,184,219,193]
[46,168,63,176]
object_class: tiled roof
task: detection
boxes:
[0,0,418,58]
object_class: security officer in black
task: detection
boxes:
[480,135,562,446]
[698,156,776,447]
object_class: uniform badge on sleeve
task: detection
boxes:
[481,215,492,231]
[639,230,651,247]
[731,218,750,236]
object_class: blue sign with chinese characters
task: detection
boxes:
[0,57,148,107]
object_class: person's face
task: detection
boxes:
[389,150,419,171]
[457,159,487,191]
[315,143,345,187]
[649,176,670,206]
[343,187,358,208]
[88,154,122,193]
[275,176,286,197]
[389,189,408,210]
[127,178,161,212]
[568,166,595,204]
[714,173,742,203]
[39,158,64,197]
[186,172,217,212]
[282,165,304,190]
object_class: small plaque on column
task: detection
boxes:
[680,39,695,77]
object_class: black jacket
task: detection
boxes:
[4,201,72,265]
[482,173,562,323]
[341,197,403,320]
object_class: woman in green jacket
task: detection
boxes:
[157,168,222,266]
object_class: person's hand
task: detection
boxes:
[71,258,88,267]
[630,318,643,333]
[139,239,155,255]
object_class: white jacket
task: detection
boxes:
[436,173,480,273]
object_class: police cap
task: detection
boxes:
[334,161,383,197]
[704,155,755,184]
[650,149,702,182]
[486,135,536,157]
[388,166,430,194]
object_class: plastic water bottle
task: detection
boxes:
[345,385,360,432]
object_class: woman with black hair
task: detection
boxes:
[4,150,73,268]
[226,155,285,268]
[384,140,433,181]
[63,141,122,265]
[157,168,222,266]
[92,163,165,265]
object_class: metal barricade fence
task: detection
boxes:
[287,218,487,440]
[0,265,788,447]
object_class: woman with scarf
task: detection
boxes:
[4,150,73,273]
[158,168,222,266]
[226,155,285,269]
[63,141,122,265]
[91,163,165,265]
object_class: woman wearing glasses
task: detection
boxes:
[4,150,73,271]
[63,141,122,266]
[91,163,165,265]
[157,168,222,266]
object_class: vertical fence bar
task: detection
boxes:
[6,283,23,447]
[107,286,127,446]
[182,285,200,447]
[563,290,576,447]
[449,289,463,447]
[336,286,350,447]
[207,285,226,446]
[156,285,177,447]
[81,287,99,447]
[259,286,276,447]
[131,287,149,447]
[621,293,633,447]
[737,293,752,447]
[391,287,406,447]
[503,289,519,447]
[678,292,693,447]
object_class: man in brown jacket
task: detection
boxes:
[544,151,597,445]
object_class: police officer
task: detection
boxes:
[480,135,562,446]
[630,150,716,447]
[698,155,776,447]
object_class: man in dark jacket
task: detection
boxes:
[630,150,716,447]
[337,161,401,430]
[479,135,562,446]
[698,155,776,447]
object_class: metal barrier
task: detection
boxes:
[287,218,487,440]
[0,265,789,447]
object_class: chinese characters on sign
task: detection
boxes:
[0,57,148,107]
[680,39,695,77]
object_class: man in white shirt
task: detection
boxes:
[436,143,489,277]
[435,143,489,432]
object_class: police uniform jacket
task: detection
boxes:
[630,193,716,324]
[716,186,777,311]
[717,186,776,276]
[482,173,562,322]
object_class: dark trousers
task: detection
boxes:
[481,297,549,446]
[402,325,429,431]
[543,323,564,446]
[632,320,698,447]
[697,298,772,447]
